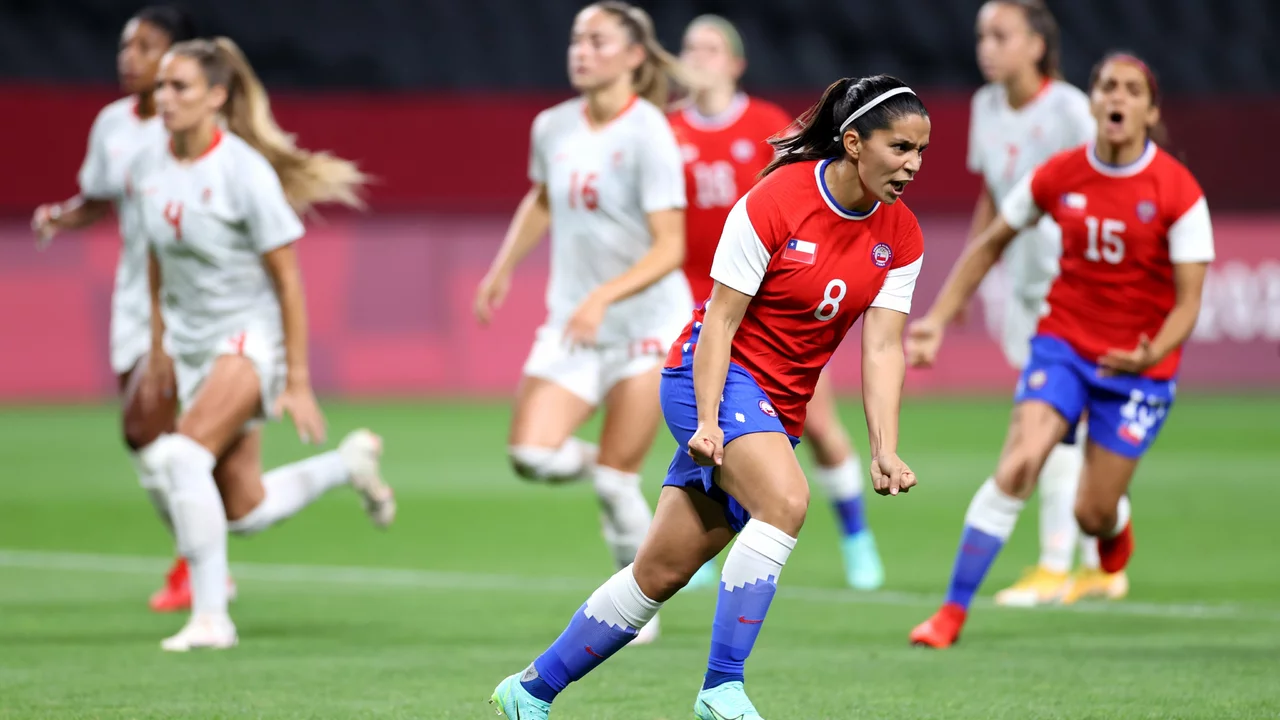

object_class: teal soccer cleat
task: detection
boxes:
[694,681,764,720]
[685,559,721,591]
[490,671,551,719]
[842,530,885,590]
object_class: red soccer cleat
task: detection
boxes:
[149,557,191,613]
[1099,521,1134,574]
[909,603,967,649]
[148,557,238,613]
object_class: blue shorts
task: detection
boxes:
[1015,334,1176,459]
[659,361,799,533]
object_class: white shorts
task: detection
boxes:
[1001,295,1047,371]
[174,325,286,431]
[110,307,151,376]
[521,324,674,406]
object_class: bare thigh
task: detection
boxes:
[508,376,595,448]
[1074,439,1140,536]
[716,431,811,537]
[992,400,1071,500]
[597,367,662,473]
[631,485,736,602]
[119,353,177,450]
[213,428,264,521]
[802,371,853,468]
[177,354,262,457]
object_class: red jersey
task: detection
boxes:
[668,95,795,303]
[1001,142,1215,380]
[665,159,925,436]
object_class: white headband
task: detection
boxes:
[833,86,917,141]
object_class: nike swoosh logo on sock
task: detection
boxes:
[737,616,763,624]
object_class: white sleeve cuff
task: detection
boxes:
[1168,197,1215,264]
[709,196,771,297]
[998,172,1043,230]
[869,255,923,314]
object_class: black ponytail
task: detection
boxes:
[762,74,929,177]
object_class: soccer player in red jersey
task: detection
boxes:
[670,15,886,591]
[906,53,1213,649]
[491,75,927,720]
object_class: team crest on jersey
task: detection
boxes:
[1136,200,1157,223]
[201,187,212,204]
[871,243,893,268]
[612,150,625,168]
[758,400,777,417]
[731,138,756,163]
[681,144,700,164]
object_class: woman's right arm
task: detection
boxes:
[688,283,752,465]
[966,186,997,244]
[474,184,550,323]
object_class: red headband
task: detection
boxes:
[1108,53,1161,102]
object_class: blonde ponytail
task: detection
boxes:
[592,2,688,108]
[171,37,367,215]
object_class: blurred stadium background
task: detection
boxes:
[0,1,1277,718]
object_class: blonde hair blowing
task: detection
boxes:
[592,2,687,108]
[170,37,366,215]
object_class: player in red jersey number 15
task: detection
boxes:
[907,53,1213,649]
[491,74,927,719]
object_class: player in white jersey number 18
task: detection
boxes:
[130,37,392,651]
[475,1,691,657]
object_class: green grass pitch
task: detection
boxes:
[0,395,1277,719]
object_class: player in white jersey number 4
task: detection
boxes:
[129,37,393,651]
[475,1,692,653]
[966,0,1127,606]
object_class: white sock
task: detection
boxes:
[1107,495,1132,538]
[227,451,350,536]
[1079,535,1101,570]
[508,438,597,483]
[1036,443,1084,573]
[132,445,173,535]
[154,433,228,616]
[593,465,653,568]
[811,456,862,502]
[965,478,1025,541]
[584,565,663,630]
[722,519,797,589]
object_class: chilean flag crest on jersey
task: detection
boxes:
[783,238,817,264]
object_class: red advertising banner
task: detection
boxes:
[0,214,1274,401]
[4,86,1278,214]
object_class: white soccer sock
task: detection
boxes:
[132,444,173,536]
[1036,443,1084,573]
[155,433,228,616]
[1107,495,1132,538]
[964,478,1025,541]
[1079,535,1102,570]
[722,519,797,589]
[811,456,862,502]
[593,465,653,569]
[226,451,351,536]
[583,565,663,631]
[509,438,597,483]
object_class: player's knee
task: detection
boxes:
[632,559,690,603]
[507,445,552,481]
[803,421,850,467]
[754,485,809,536]
[1074,499,1115,537]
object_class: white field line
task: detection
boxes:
[0,549,1276,623]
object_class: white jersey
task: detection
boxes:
[968,80,1095,301]
[126,129,304,357]
[77,97,167,372]
[529,96,692,344]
